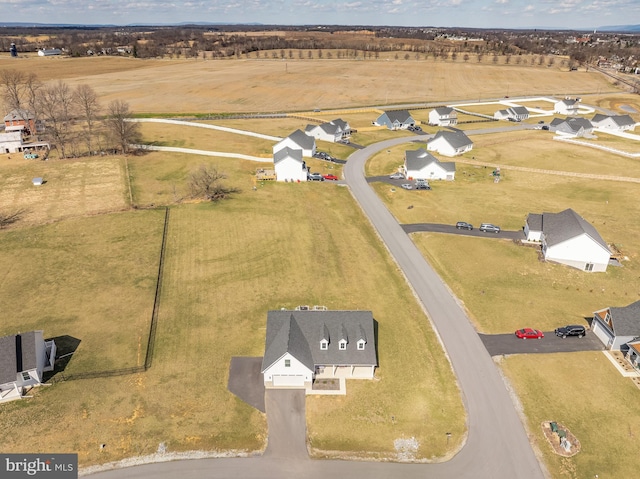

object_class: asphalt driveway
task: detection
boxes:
[402,223,524,240]
[228,357,266,413]
[264,389,308,459]
[480,332,604,356]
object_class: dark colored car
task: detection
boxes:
[456,221,473,230]
[416,183,431,190]
[541,125,550,131]
[555,325,586,338]
[515,328,544,339]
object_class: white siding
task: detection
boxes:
[544,234,610,272]
[274,157,307,182]
[263,353,313,386]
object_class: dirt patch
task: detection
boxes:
[312,378,339,390]
[541,421,581,457]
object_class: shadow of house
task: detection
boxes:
[42,335,81,382]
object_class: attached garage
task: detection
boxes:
[272,375,305,388]
[591,320,613,349]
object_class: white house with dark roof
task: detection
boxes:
[554,98,580,115]
[550,117,594,137]
[0,331,56,403]
[404,148,456,181]
[273,147,307,182]
[427,130,473,157]
[373,110,415,130]
[273,129,316,158]
[261,310,377,390]
[591,114,636,132]
[428,107,457,126]
[525,208,610,272]
[591,301,640,350]
[305,118,351,143]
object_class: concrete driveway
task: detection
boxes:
[480,332,604,356]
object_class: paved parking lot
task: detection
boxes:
[479,332,604,356]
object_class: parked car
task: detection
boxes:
[323,174,339,181]
[541,125,550,131]
[479,223,501,233]
[538,120,545,124]
[415,183,431,190]
[414,126,422,131]
[400,183,413,190]
[308,172,324,181]
[456,221,473,230]
[515,328,544,339]
[555,325,586,338]
[389,172,404,180]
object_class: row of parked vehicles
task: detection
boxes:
[515,325,587,339]
[308,172,338,181]
[455,221,501,233]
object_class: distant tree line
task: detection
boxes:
[0,69,140,158]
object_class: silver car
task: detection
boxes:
[400,183,413,190]
[390,172,404,179]
[479,223,501,233]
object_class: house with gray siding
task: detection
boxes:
[373,110,415,130]
[0,331,56,403]
[261,310,377,391]
[591,301,640,350]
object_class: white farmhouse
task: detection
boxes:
[494,106,529,121]
[591,114,636,132]
[428,107,458,126]
[261,310,377,390]
[404,148,455,181]
[0,331,56,403]
[0,131,24,154]
[525,209,610,272]
[554,98,580,115]
[273,147,307,182]
[305,119,351,143]
[273,129,316,158]
[427,130,473,157]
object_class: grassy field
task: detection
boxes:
[501,353,640,479]
[0,156,129,225]
[0,56,616,114]
[578,131,640,154]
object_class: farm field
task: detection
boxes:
[0,55,616,114]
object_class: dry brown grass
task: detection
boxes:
[0,56,616,114]
[0,155,129,225]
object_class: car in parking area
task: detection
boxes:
[415,183,431,190]
[515,328,544,339]
[390,172,404,179]
[456,221,473,230]
[400,183,413,190]
[308,172,324,181]
[323,174,339,181]
[479,223,501,233]
[555,325,586,338]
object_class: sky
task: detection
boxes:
[1,0,639,30]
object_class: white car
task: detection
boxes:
[400,183,413,190]
[390,172,404,179]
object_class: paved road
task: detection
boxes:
[481,332,604,356]
[342,136,546,478]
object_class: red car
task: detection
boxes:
[515,328,544,339]
[323,174,339,181]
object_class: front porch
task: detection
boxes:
[314,364,375,380]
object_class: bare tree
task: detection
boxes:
[39,81,76,158]
[104,100,140,154]
[0,69,25,111]
[189,165,239,201]
[73,84,101,155]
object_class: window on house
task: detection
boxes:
[585,263,594,272]
[284,359,291,367]
[339,340,347,350]
[320,340,328,350]
[357,341,365,350]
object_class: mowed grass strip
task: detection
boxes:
[501,353,640,479]
[0,156,129,224]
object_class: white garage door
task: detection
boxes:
[592,322,612,348]
[272,375,305,387]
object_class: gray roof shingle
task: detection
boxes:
[430,130,473,149]
[541,208,608,251]
[274,146,303,165]
[0,331,39,385]
[262,310,377,372]
[609,300,640,336]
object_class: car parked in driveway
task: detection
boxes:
[555,325,586,338]
[479,223,501,233]
[515,328,544,339]
[308,172,324,181]
[322,174,338,181]
[400,183,413,190]
[390,172,404,179]
[456,221,473,230]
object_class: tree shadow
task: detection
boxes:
[43,335,81,382]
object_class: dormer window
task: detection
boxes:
[320,339,328,350]
[339,339,347,350]
[357,339,366,350]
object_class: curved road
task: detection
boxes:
[90,137,546,479]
